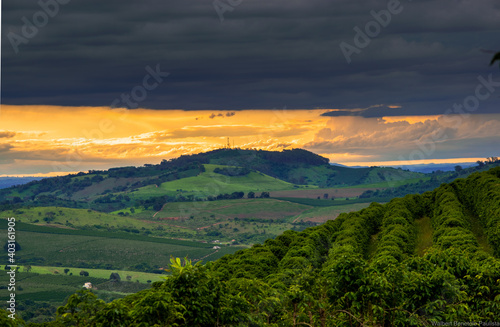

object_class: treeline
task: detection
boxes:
[4,168,500,326]
[0,163,206,204]
[2,188,269,214]
[133,192,270,212]
[128,163,205,188]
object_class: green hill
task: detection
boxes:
[0,148,423,206]
[5,166,499,326]
[128,164,313,200]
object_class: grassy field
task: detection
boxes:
[3,207,154,230]
[289,203,373,223]
[1,194,388,249]
[149,198,315,244]
[0,272,111,303]
[155,198,311,221]
[2,207,205,240]
[1,265,165,283]
[1,196,382,246]
[271,187,375,199]
[273,196,392,207]
[0,214,211,246]
[0,268,159,309]
[128,164,314,200]
[71,176,147,200]
[0,229,241,270]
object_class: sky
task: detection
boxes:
[1,0,500,176]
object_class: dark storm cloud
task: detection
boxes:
[2,0,500,114]
[321,105,405,117]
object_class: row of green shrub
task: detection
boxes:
[371,196,421,267]
[454,167,500,256]
[430,184,479,253]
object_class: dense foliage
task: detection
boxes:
[4,168,500,326]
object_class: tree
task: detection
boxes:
[93,301,131,326]
[64,268,70,275]
[260,192,270,198]
[230,191,245,199]
[79,270,89,277]
[128,289,185,326]
[454,165,463,173]
[165,257,224,326]
[109,272,121,282]
[11,197,23,204]
[247,191,255,198]
[56,289,105,326]
[0,309,24,326]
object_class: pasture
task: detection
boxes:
[128,164,313,200]
[0,229,241,271]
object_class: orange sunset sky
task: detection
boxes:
[0,105,498,177]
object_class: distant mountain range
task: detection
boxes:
[331,162,479,173]
[388,162,478,174]
[0,177,45,189]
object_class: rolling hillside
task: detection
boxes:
[1,149,497,324]
[4,166,499,326]
[0,148,423,206]
[127,164,312,201]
